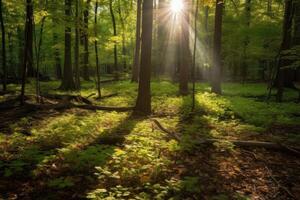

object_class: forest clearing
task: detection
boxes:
[0,0,300,199]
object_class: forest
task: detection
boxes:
[0,0,300,199]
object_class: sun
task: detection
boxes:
[170,0,184,13]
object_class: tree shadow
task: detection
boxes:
[170,90,300,199]
[0,111,138,200]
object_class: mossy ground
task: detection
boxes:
[0,81,299,199]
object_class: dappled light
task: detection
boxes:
[0,0,300,199]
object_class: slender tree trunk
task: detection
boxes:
[211,0,224,94]
[74,0,80,88]
[94,0,101,98]
[34,0,47,102]
[109,0,118,79]
[60,0,76,90]
[241,0,251,83]
[192,0,199,111]
[132,0,142,82]
[157,0,167,76]
[179,0,190,96]
[21,0,34,105]
[276,0,294,102]
[134,0,153,116]
[8,33,15,78]
[0,0,7,91]
[82,0,90,81]
[117,0,127,72]
[17,27,24,78]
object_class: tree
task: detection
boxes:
[21,0,34,105]
[109,0,118,79]
[132,0,142,82]
[94,0,101,98]
[117,0,127,72]
[59,0,76,90]
[241,0,251,82]
[82,0,91,81]
[0,0,7,92]
[134,0,153,116]
[276,0,294,102]
[211,0,224,95]
[192,0,199,111]
[179,0,190,96]
[74,0,80,88]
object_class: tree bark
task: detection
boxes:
[132,0,142,82]
[134,0,153,116]
[211,0,224,95]
[59,0,76,90]
[21,0,34,105]
[0,0,7,92]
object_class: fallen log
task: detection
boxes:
[151,118,300,156]
[41,94,93,105]
[33,102,133,112]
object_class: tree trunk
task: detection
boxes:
[94,0,101,98]
[157,0,167,76]
[0,0,7,92]
[211,0,224,95]
[276,0,294,102]
[192,0,199,111]
[59,0,76,90]
[21,0,34,105]
[179,0,190,96]
[134,0,153,116]
[109,0,118,79]
[17,27,24,78]
[241,0,251,83]
[132,0,142,82]
[82,0,90,81]
[74,0,80,88]
[117,0,127,72]
[293,0,300,82]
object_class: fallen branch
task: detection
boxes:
[41,94,93,105]
[151,118,300,156]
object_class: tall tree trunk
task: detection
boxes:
[60,0,76,90]
[74,0,80,88]
[293,0,300,82]
[276,0,294,102]
[192,0,199,111]
[179,0,190,96]
[82,0,90,81]
[21,0,34,105]
[211,0,224,94]
[109,0,118,79]
[0,0,7,91]
[8,33,15,78]
[134,0,153,116]
[117,0,127,72]
[157,0,167,76]
[94,0,101,98]
[241,0,251,83]
[132,0,142,82]
[17,27,24,78]
[34,0,47,102]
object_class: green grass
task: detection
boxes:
[0,80,299,199]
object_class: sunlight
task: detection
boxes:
[170,0,184,14]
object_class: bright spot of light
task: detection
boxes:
[170,0,184,14]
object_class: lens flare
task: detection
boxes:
[170,0,184,13]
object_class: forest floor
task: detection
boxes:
[0,80,300,200]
